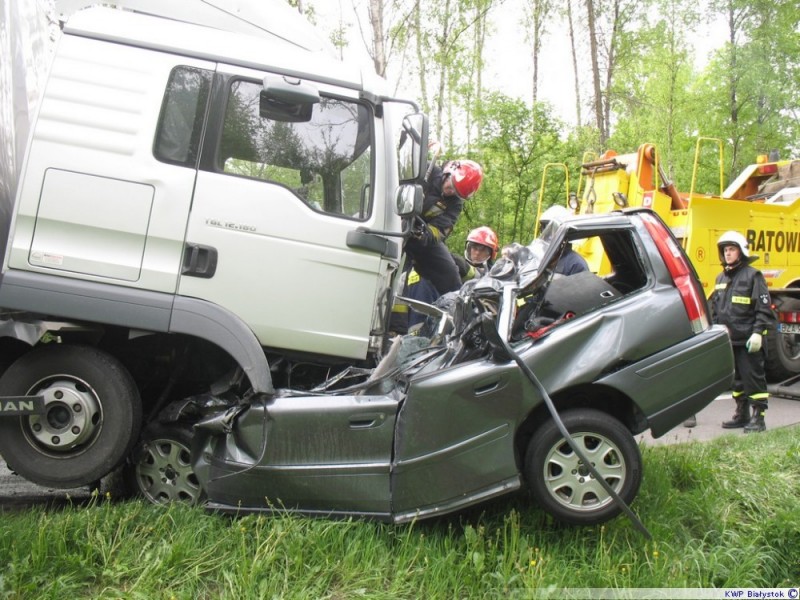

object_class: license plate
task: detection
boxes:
[778,323,800,334]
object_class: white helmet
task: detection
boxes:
[538,205,573,240]
[539,205,572,227]
[717,230,750,259]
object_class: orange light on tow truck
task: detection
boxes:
[757,164,778,175]
[755,154,778,175]
[640,212,709,333]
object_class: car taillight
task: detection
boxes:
[779,311,800,323]
[640,212,710,333]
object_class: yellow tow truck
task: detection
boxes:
[539,140,800,383]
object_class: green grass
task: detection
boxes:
[1,426,798,599]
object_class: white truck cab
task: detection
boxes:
[0,2,427,491]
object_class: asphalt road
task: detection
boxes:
[635,390,800,446]
[2,390,799,509]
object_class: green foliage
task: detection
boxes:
[444,93,568,252]
[1,426,798,598]
[293,0,796,241]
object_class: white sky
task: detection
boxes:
[310,0,727,127]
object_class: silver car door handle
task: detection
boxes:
[349,412,387,429]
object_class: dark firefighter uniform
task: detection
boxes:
[391,253,489,335]
[403,165,463,295]
[710,257,774,428]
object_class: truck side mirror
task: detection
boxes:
[397,113,428,183]
[260,76,320,122]
[395,183,423,217]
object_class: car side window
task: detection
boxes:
[153,66,213,166]
[218,79,373,220]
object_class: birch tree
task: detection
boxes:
[522,0,553,109]
[367,0,387,76]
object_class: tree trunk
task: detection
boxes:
[602,0,623,145]
[368,0,387,77]
[414,1,429,115]
[585,0,605,144]
[566,0,582,125]
[726,0,740,170]
[434,0,452,142]
[524,0,547,108]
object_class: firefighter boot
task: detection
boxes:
[721,396,750,429]
[743,402,767,434]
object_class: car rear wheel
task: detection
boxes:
[0,345,141,488]
[524,408,642,525]
[130,423,205,505]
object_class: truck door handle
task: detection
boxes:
[182,243,218,278]
[346,230,399,258]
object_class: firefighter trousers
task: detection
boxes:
[731,344,769,407]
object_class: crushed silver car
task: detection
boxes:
[145,209,733,526]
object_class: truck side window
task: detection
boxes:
[219,79,373,220]
[154,66,212,166]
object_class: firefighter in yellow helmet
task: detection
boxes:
[711,230,775,433]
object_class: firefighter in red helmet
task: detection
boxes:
[459,226,498,278]
[406,158,484,294]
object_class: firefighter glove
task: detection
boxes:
[452,254,471,279]
[413,222,440,246]
[746,332,762,353]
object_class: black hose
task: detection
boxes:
[489,318,652,539]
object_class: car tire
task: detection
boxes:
[0,345,142,489]
[129,423,205,505]
[524,408,642,525]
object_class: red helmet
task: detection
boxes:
[465,226,499,263]
[443,160,483,199]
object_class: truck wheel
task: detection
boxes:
[524,408,642,525]
[765,328,800,382]
[130,423,205,505]
[0,345,141,489]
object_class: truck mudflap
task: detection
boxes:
[0,396,45,416]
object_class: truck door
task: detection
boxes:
[6,40,213,294]
[178,67,398,360]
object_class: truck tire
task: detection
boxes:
[524,408,642,525]
[129,423,205,505]
[0,345,141,489]
[765,328,800,382]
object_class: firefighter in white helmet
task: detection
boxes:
[710,230,775,433]
[538,205,588,275]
